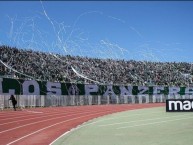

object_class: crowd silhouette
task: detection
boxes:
[1,45,193,86]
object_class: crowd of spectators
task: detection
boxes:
[0,45,193,86]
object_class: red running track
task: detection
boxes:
[0,103,165,145]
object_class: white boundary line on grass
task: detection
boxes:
[99,114,190,127]
[49,109,164,145]
[50,114,193,145]
[49,116,104,145]
[94,111,163,122]
[117,116,193,129]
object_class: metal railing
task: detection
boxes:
[1,94,192,110]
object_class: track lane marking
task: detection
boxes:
[0,109,104,134]
[0,107,104,125]
[6,110,120,145]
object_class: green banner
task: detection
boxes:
[0,78,192,96]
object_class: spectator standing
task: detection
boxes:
[9,95,17,111]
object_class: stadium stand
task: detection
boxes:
[0,45,193,86]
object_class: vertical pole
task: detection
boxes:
[98,95,101,105]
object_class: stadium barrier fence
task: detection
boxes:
[1,94,192,110]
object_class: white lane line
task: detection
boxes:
[117,116,193,129]
[99,114,190,127]
[0,110,101,134]
[0,108,89,121]
[23,110,43,113]
[49,116,109,145]
[0,113,45,121]
[6,110,114,145]
[0,110,73,125]
[0,111,68,126]
[0,108,100,126]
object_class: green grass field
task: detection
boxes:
[53,106,193,145]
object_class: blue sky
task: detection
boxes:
[0,1,193,62]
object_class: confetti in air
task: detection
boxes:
[0,1,191,86]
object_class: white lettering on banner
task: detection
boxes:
[153,86,164,94]
[183,101,192,110]
[169,87,180,95]
[185,87,193,95]
[46,82,61,95]
[0,78,15,95]
[85,84,98,96]
[169,101,183,110]
[2,78,193,96]
[119,86,132,96]
[68,85,79,95]
[138,86,148,94]
[23,80,40,95]
[103,85,116,97]
[169,100,193,111]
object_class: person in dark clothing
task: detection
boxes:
[9,95,17,111]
